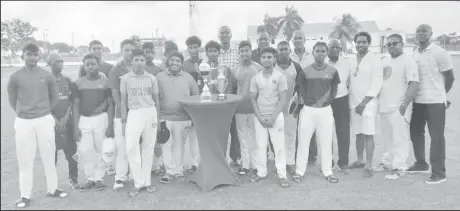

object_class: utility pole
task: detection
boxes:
[72,32,75,53]
[189,1,197,36]
[92,34,94,40]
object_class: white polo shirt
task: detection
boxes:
[290,51,314,69]
[349,52,384,117]
[328,56,353,99]
[413,43,453,104]
[379,54,419,113]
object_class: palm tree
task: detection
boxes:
[329,13,361,53]
[277,6,305,42]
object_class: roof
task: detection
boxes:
[247,21,380,38]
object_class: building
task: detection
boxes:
[247,21,408,54]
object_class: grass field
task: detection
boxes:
[1,58,460,210]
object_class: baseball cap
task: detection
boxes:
[156,121,170,144]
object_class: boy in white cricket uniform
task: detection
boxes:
[73,54,115,191]
[120,50,160,196]
[7,43,68,208]
[249,47,290,188]
[375,34,419,180]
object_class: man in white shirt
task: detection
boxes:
[348,32,384,178]
[409,24,455,185]
[375,34,419,180]
[327,39,353,174]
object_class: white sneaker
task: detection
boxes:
[373,163,391,172]
[113,180,124,190]
[385,169,406,180]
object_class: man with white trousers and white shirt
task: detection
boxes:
[375,34,420,179]
[7,43,68,209]
[120,49,159,196]
[249,47,290,188]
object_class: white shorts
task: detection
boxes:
[351,111,379,135]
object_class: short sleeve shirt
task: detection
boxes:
[250,70,288,118]
[328,57,353,99]
[413,43,453,104]
[52,75,78,119]
[232,61,263,114]
[120,71,159,110]
[297,64,340,108]
[75,75,111,117]
[379,54,419,113]
[108,63,131,118]
[218,45,240,69]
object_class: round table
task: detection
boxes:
[179,94,242,191]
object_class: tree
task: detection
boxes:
[385,27,392,30]
[277,6,305,42]
[51,42,71,53]
[329,13,361,53]
[1,19,38,57]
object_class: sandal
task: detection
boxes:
[238,168,249,176]
[128,187,143,197]
[279,178,290,188]
[144,185,156,193]
[324,175,339,183]
[15,197,31,208]
[174,174,185,182]
[46,189,68,198]
[292,174,303,183]
[187,166,197,174]
[160,174,173,184]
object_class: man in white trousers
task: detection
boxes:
[7,43,68,209]
[156,52,200,184]
[249,47,290,188]
[73,54,115,191]
[375,33,419,180]
[108,39,136,189]
[348,32,384,178]
[274,41,303,175]
[232,40,263,176]
[120,50,160,196]
[293,42,340,184]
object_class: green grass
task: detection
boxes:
[1,59,460,210]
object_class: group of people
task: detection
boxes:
[6,23,455,208]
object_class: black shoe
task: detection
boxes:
[407,163,430,174]
[425,175,447,184]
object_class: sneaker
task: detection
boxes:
[407,163,430,174]
[385,169,406,180]
[15,197,31,208]
[425,175,447,184]
[160,174,173,184]
[337,165,351,175]
[238,168,249,176]
[69,178,78,189]
[349,161,365,169]
[279,178,290,188]
[113,180,124,190]
[95,181,107,191]
[373,163,391,172]
[362,168,373,178]
[77,180,95,190]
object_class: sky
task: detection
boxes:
[2,1,460,52]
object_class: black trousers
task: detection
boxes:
[331,95,351,167]
[410,103,446,178]
[55,123,78,180]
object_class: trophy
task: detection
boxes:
[198,62,212,102]
[209,63,229,101]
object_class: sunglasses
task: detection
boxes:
[386,41,401,47]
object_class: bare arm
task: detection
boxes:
[7,75,18,112]
[251,91,263,120]
[72,97,80,130]
[120,92,128,122]
[107,92,115,127]
[48,76,60,111]
[442,70,455,93]
[112,88,121,114]
[402,81,419,106]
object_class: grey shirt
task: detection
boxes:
[250,70,288,118]
[120,71,159,110]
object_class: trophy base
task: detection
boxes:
[217,94,227,101]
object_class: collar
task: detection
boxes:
[327,56,343,64]
[276,58,293,69]
[188,58,203,64]
[290,51,310,58]
[167,69,183,76]
[220,45,237,54]
[417,43,434,52]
